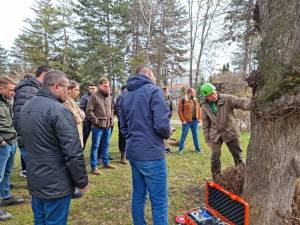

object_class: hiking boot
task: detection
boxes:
[1,196,25,207]
[0,209,12,221]
[72,188,83,199]
[103,164,117,169]
[91,168,102,175]
[120,153,128,165]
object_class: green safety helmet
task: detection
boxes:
[200,83,216,96]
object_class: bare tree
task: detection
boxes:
[187,0,223,88]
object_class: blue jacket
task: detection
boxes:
[120,74,171,161]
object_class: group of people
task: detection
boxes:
[0,63,251,225]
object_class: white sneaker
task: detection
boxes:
[19,170,26,178]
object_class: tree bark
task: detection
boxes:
[243,0,300,224]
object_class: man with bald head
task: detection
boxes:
[20,70,88,225]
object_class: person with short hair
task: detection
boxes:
[13,65,52,177]
[0,76,25,221]
[200,83,251,179]
[19,70,88,225]
[80,83,97,149]
[178,87,203,154]
[86,77,115,175]
[120,65,171,225]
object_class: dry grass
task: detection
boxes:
[5,123,250,225]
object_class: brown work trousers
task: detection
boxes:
[211,138,244,179]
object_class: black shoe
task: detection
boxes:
[0,210,12,221]
[72,188,83,199]
[1,196,25,207]
[165,148,171,153]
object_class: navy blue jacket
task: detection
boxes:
[79,93,91,111]
[120,75,171,161]
[13,76,42,147]
[20,88,88,199]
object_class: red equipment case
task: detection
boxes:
[181,181,249,225]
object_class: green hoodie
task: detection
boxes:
[0,95,16,144]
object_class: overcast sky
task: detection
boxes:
[0,0,35,49]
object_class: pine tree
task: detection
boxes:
[11,0,62,68]
[0,45,9,74]
[224,0,256,74]
[74,0,131,92]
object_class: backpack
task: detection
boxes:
[181,98,186,114]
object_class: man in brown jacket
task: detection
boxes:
[178,88,203,154]
[86,77,115,175]
[200,83,251,179]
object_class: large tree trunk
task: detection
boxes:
[243,0,300,225]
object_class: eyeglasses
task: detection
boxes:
[58,84,68,88]
[52,83,68,89]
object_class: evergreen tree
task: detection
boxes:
[0,45,9,74]
[73,0,131,90]
[11,0,62,68]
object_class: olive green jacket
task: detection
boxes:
[202,93,251,144]
[0,95,17,143]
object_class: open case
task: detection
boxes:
[177,181,249,225]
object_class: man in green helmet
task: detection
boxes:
[200,83,251,180]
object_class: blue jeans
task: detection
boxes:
[0,143,16,199]
[32,195,71,225]
[90,127,111,170]
[129,158,168,225]
[178,119,201,152]
[20,147,28,171]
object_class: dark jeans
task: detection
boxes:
[20,147,27,171]
[32,194,71,225]
[0,143,16,199]
[129,158,168,225]
[211,138,244,178]
[82,119,92,150]
[118,121,126,153]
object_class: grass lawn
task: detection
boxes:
[6,122,250,225]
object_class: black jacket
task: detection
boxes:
[79,93,91,111]
[20,88,88,199]
[13,77,42,147]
